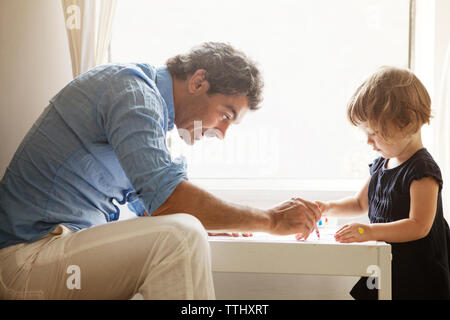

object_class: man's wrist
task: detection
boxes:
[262,208,275,233]
[248,207,273,234]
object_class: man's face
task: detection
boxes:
[176,92,250,145]
[173,69,251,145]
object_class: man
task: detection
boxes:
[0,42,320,299]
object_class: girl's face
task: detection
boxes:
[358,123,415,160]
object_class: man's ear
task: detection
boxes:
[188,69,210,95]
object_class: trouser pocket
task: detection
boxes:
[0,268,45,299]
[0,225,71,300]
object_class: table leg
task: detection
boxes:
[378,246,392,300]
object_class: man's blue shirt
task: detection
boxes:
[0,64,188,249]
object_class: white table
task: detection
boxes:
[208,229,392,300]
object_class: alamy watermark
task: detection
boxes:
[170,121,280,176]
[366,264,381,290]
[65,4,80,30]
[66,265,81,290]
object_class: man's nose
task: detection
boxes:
[216,122,231,140]
[203,127,225,140]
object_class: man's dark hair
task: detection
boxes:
[166,42,264,110]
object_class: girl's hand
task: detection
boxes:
[334,223,371,243]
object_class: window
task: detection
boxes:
[111,0,411,183]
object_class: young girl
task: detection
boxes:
[318,66,450,299]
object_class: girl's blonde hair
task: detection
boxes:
[347,66,431,140]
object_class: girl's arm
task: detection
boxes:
[368,177,438,242]
[318,177,370,218]
[335,177,439,243]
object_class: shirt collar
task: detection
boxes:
[155,66,175,131]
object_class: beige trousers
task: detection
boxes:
[0,213,215,300]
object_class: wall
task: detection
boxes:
[0,0,73,177]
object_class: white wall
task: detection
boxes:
[0,0,73,177]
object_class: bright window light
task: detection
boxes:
[111,0,410,181]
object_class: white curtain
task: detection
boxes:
[434,41,450,219]
[61,0,117,78]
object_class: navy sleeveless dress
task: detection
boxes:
[350,148,450,300]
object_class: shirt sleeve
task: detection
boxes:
[97,69,188,216]
[127,197,146,217]
[404,156,443,192]
[369,156,384,176]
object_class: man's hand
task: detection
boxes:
[314,200,330,216]
[267,197,321,238]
